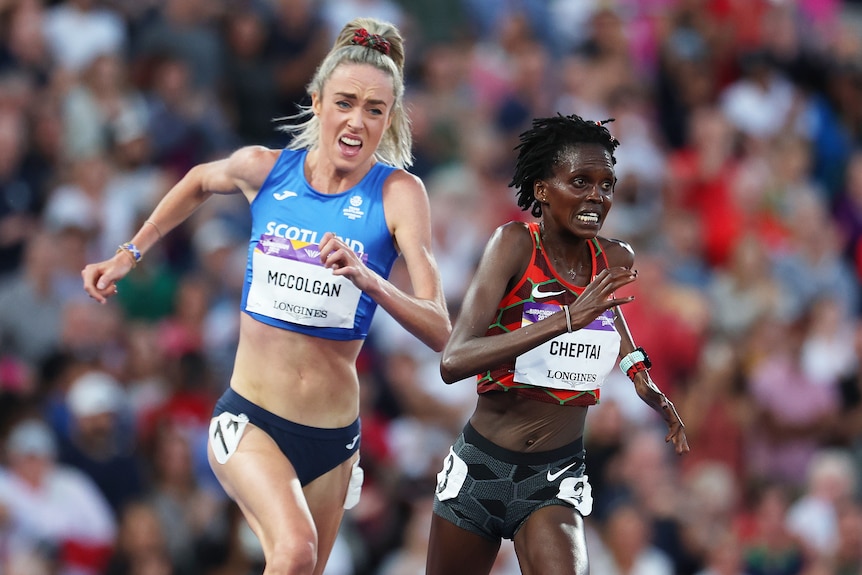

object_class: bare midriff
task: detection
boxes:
[471,391,588,453]
[229,313,364,428]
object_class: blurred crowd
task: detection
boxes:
[2,0,862,574]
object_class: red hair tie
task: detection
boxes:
[351,28,391,56]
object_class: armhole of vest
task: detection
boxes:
[530,222,542,251]
[370,162,398,192]
[251,148,291,209]
[505,222,540,298]
[590,237,610,277]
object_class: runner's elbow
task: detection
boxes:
[439,352,466,384]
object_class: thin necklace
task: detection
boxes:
[541,222,588,281]
[541,222,578,280]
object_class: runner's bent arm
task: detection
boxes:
[440,223,636,383]
[365,170,451,351]
[82,146,274,302]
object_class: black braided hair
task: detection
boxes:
[510,114,620,218]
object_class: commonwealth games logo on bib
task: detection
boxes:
[343,196,365,220]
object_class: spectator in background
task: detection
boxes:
[664,105,744,268]
[119,322,171,423]
[745,314,841,488]
[678,339,752,481]
[55,292,125,369]
[144,423,230,574]
[112,239,179,323]
[492,33,555,141]
[599,253,707,416]
[0,106,44,278]
[141,53,237,176]
[131,0,224,91]
[595,86,668,248]
[834,320,862,483]
[718,50,803,145]
[101,118,172,266]
[588,499,675,575]
[597,430,698,573]
[707,234,788,340]
[832,149,862,275]
[0,418,116,575]
[268,0,330,137]
[41,0,126,81]
[653,209,713,290]
[0,232,65,366]
[58,369,145,516]
[831,500,862,575]
[772,191,860,322]
[42,153,111,259]
[463,0,552,53]
[220,5,281,147]
[61,52,150,162]
[653,7,717,151]
[683,462,745,574]
[799,296,857,388]
[805,59,862,202]
[406,43,477,177]
[189,218,246,379]
[736,483,805,575]
[694,528,752,575]
[1,0,53,86]
[154,273,211,360]
[785,448,858,562]
[103,499,181,575]
[375,495,434,575]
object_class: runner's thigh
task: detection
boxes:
[208,424,316,557]
[301,454,358,575]
[514,505,588,575]
[426,513,501,575]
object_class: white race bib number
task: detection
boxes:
[344,459,364,510]
[557,474,593,516]
[209,412,250,464]
[435,447,468,501]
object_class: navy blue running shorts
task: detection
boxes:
[211,387,360,487]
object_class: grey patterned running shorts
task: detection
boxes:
[432,423,593,541]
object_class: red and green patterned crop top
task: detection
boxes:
[476,221,613,406]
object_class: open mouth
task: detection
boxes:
[338,134,362,158]
[340,135,361,147]
[576,211,600,224]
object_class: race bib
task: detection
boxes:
[557,474,593,516]
[514,304,620,391]
[245,235,364,328]
[435,447,468,501]
[344,459,364,510]
[209,411,250,464]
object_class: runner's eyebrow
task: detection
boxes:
[333,92,389,108]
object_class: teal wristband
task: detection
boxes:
[620,347,651,375]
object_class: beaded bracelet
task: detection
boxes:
[116,242,142,268]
